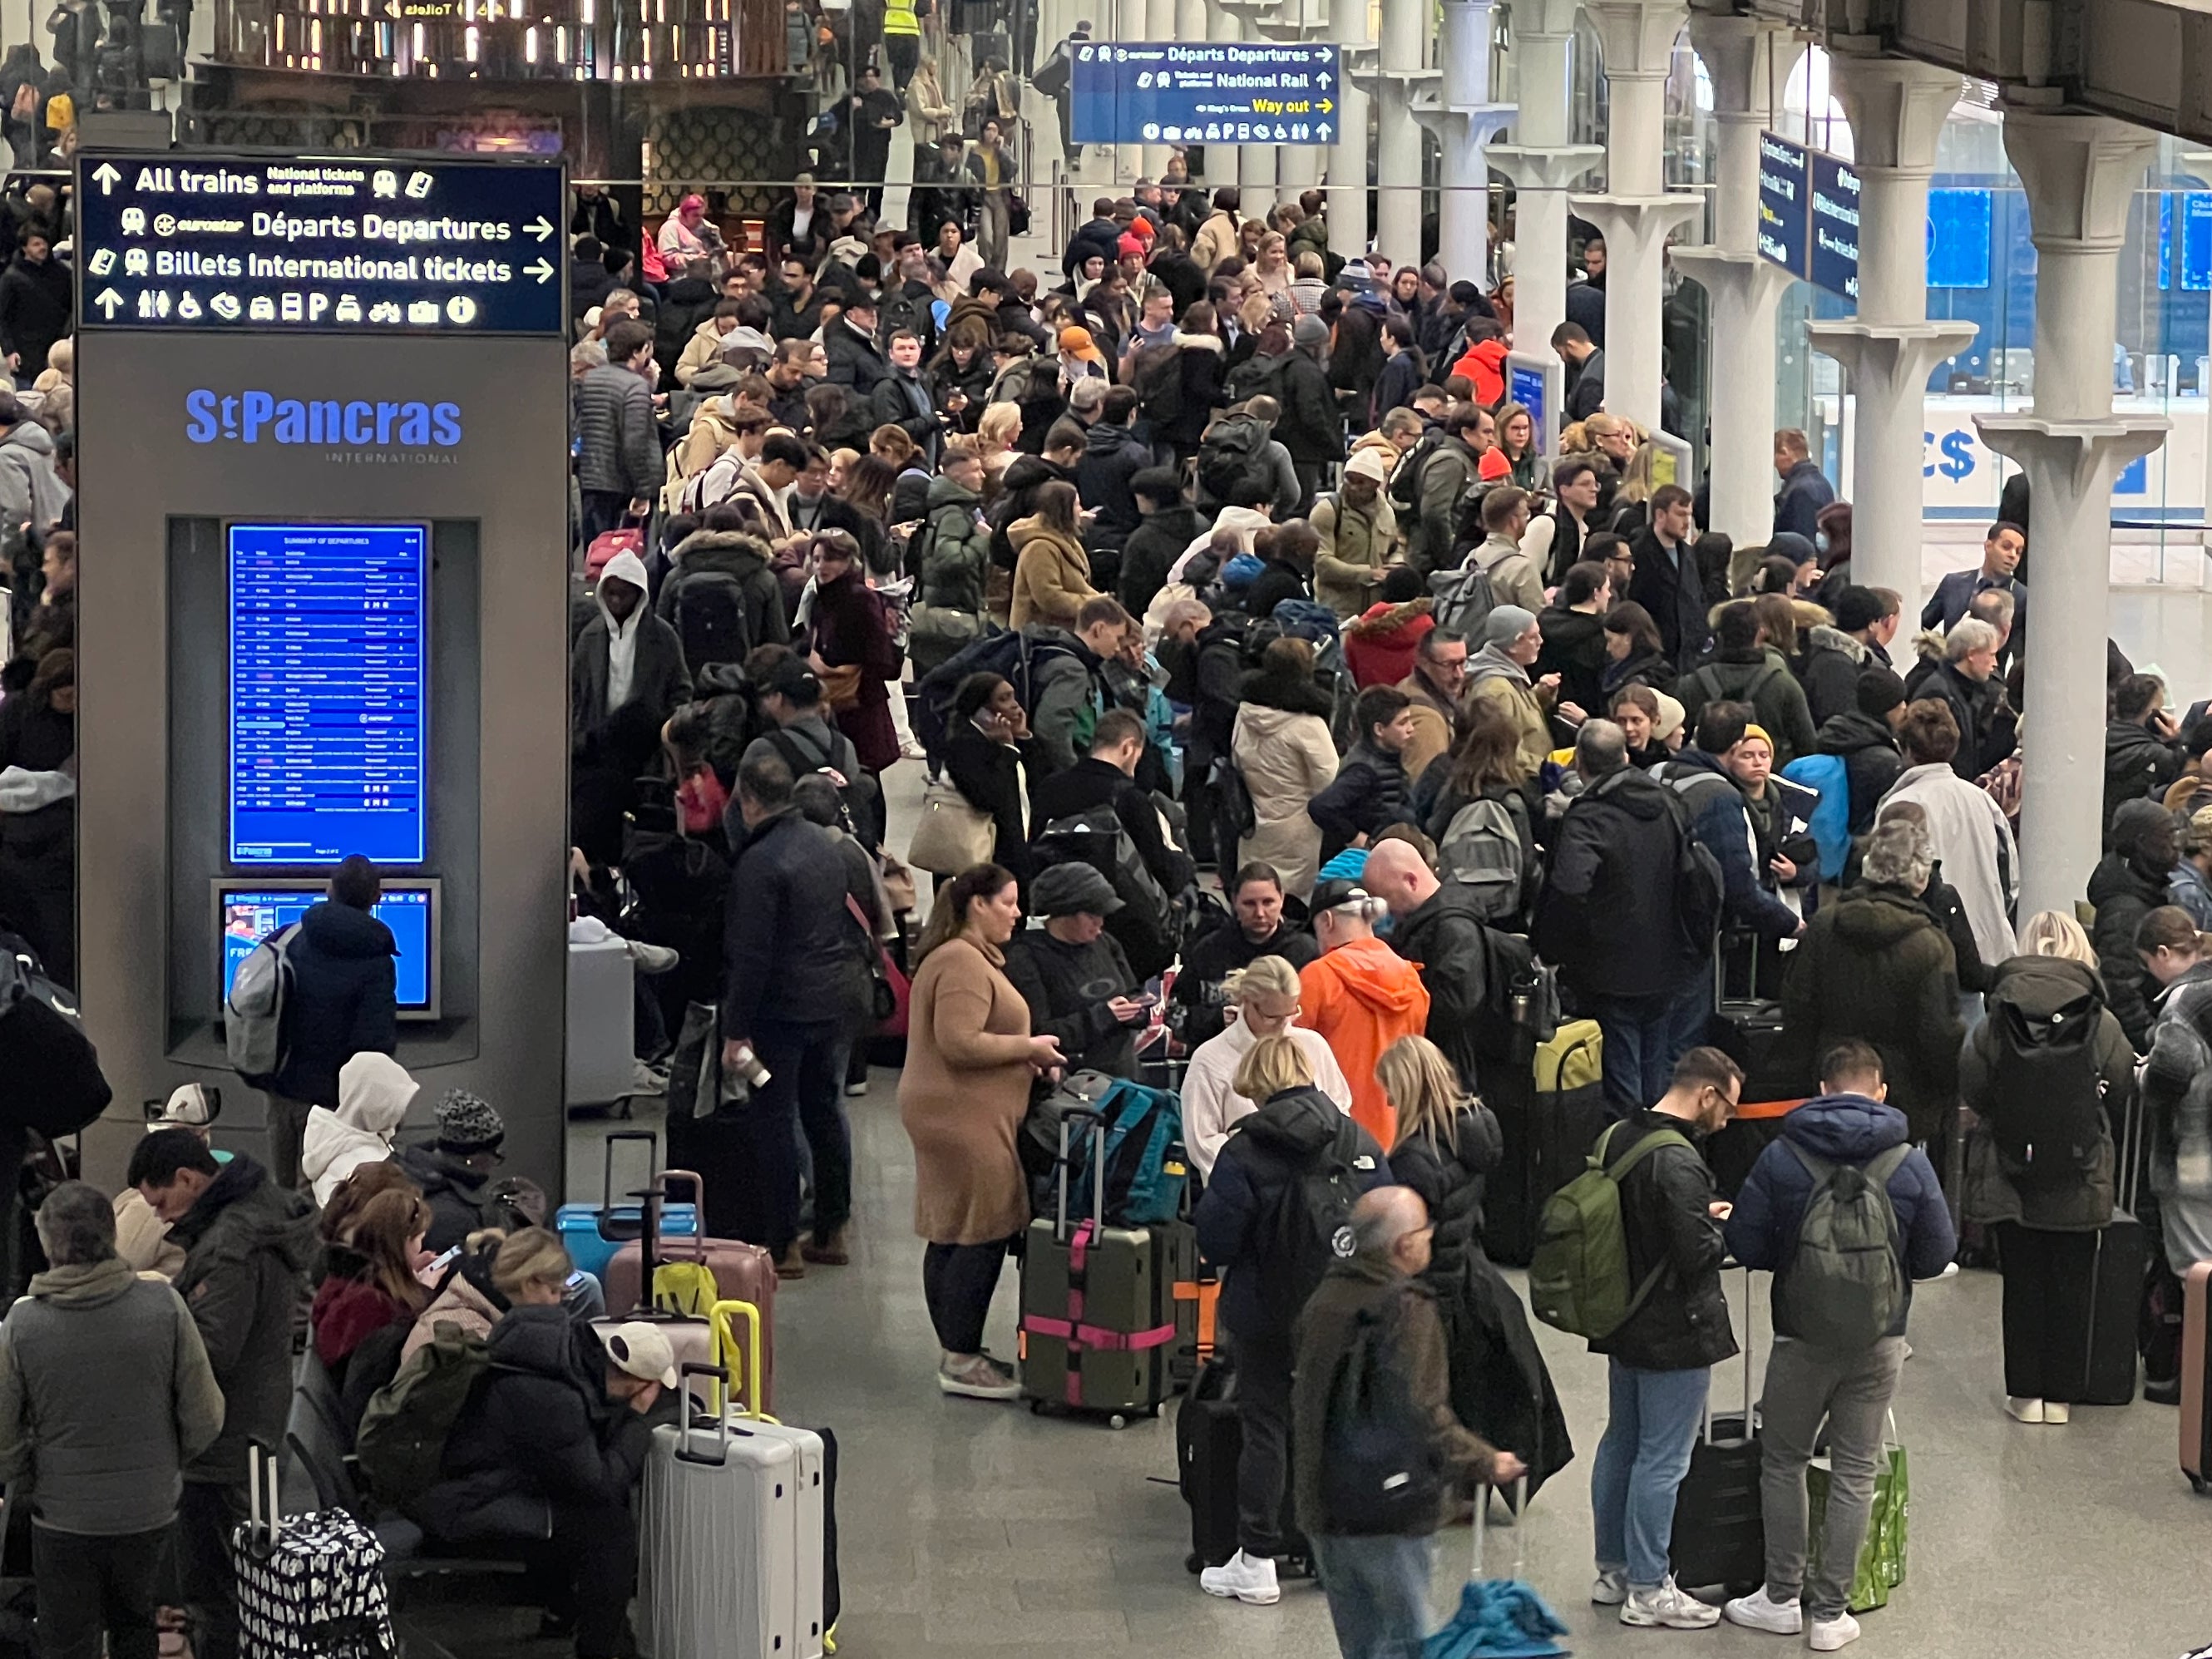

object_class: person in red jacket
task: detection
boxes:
[1447,317,1508,408]
[1343,567,1435,689]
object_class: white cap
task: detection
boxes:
[598,1321,679,1389]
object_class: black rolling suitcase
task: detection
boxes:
[2079,1091,2148,1405]
[1670,1268,1765,1597]
[1175,1353,1310,1574]
[1706,940,1805,1107]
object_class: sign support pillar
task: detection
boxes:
[1489,0,1602,359]
[1418,0,1513,288]
[1326,0,1369,260]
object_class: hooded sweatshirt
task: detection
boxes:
[1298,936,1432,1146]
[1168,505,1273,580]
[302,1052,421,1206]
[595,548,653,713]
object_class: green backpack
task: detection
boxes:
[1529,1123,1691,1340]
[355,1323,490,1508]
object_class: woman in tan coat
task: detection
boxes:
[899,862,1066,1399]
[1232,639,1341,900]
[1007,479,1098,630]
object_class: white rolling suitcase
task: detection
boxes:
[638,1361,827,1659]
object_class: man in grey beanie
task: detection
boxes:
[1467,603,1567,771]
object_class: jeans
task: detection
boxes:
[1995,1223,2098,1401]
[32,1522,171,1659]
[1757,1336,1907,1622]
[1590,1358,1711,1588]
[1232,1331,1295,1558]
[921,1237,1013,1354]
[729,1020,849,1257]
[1310,1532,1434,1659]
[1591,975,1713,1113]
[526,1501,639,1659]
[175,1479,248,1659]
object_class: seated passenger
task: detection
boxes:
[310,1180,432,1429]
[402,1228,512,1363]
[394,1089,509,1253]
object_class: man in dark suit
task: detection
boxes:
[1627,484,1709,669]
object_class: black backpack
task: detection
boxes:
[1986,978,2109,1183]
[1256,1113,1374,1329]
[1386,429,1444,514]
[1128,343,1184,423]
[672,570,755,672]
[1197,417,1274,506]
[765,726,883,849]
[1316,1290,1447,1535]
[1658,778,1726,955]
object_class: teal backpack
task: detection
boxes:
[1069,1078,1187,1227]
[1781,752,1850,880]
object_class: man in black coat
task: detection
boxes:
[1308,685,1414,864]
[1275,315,1345,510]
[1627,485,1710,670]
[1533,721,1712,1112]
[1800,585,1901,728]
[1171,863,1319,1047]
[1814,670,1907,835]
[718,752,857,1271]
[823,297,892,399]
[1770,428,1834,541]
[0,226,67,382]
[1365,840,1508,1098]
[870,330,941,465]
[1002,863,1147,1078]
[267,856,398,1189]
[394,1089,508,1253]
[653,259,720,386]
[1074,387,1153,572]
[845,65,903,209]
[1116,467,1203,620]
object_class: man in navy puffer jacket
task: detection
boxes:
[1720,1039,1955,1653]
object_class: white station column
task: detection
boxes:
[1326,0,1370,260]
[1488,0,1602,353]
[1804,55,1974,599]
[1145,0,1178,177]
[1667,12,1802,543]
[1572,0,1701,432]
[1366,0,1427,264]
[1977,111,2165,920]
[1203,0,1242,190]
[1419,0,1514,286]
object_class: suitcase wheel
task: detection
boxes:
[2191,1473,2210,1496]
[1106,1412,1128,1429]
[1184,1552,1203,1574]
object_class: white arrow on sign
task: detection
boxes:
[1317,70,1331,86]
[93,289,124,318]
[91,161,122,195]
[1317,122,1333,141]
[526,258,555,284]
[526,215,555,242]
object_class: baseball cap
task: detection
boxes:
[763,655,822,703]
[599,1321,680,1389]
[1029,862,1123,917]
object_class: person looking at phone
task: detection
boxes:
[1001,862,1149,1079]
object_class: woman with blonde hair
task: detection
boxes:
[491,1226,576,1307]
[975,401,1022,492]
[1181,955,1352,1179]
[1192,1031,1391,1607]
[1380,1035,1501,1276]
[1961,908,2138,1425]
[402,1227,511,1361]
[1252,231,1291,296]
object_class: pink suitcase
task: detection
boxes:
[603,1168,778,1412]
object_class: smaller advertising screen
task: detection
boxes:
[1927,188,1994,289]
[217,881,438,1015]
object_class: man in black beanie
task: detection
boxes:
[1800,584,1903,727]
[1813,668,1908,837]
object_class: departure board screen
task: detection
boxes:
[229,522,429,866]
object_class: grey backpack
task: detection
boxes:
[1775,1142,1910,1347]
[1427,560,1498,640]
[225,923,298,1089]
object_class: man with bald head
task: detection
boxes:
[1294,1187,1524,1655]
[1365,838,1508,1099]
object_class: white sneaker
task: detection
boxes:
[1938,1261,1961,1277]
[1591,1568,1628,1606]
[1199,1548,1281,1605]
[2042,1400,2071,1424]
[625,940,680,975]
[845,1079,870,1097]
[936,1351,1020,1400]
[899,738,931,762]
[627,1059,669,1096]
[1723,1587,1802,1633]
[1810,1612,1862,1652]
[2005,1395,2046,1424]
[1620,1578,1720,1629]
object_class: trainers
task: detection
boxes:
[2042,1400,2071,1424]
[627,1059,669,1097]
[1591,1568,1628,1606]
[2005,1396,2046,1424]
[1723,1587,1802,1633]
[845,1079,870,1097]
[1620,1578,1720,1629]
[1810,1612,1861,1652]
[937,1351,1020,1400]
[626,940,680,975]
[1199,1548,1281,1605]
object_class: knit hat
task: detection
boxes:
[1292,314,1329,350]
[1652,691,1686,743]
[1118,231,1145,259]
[1855,667,1906,718]
[2186,806,2212,856]
[1344,447,1390,484]
[1742,723,1775,748]
[1481,604,1537,648]
[435,1089,506,1154]
[1029,862,1123,917]
[1834,585,1889,634]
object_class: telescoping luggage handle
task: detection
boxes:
[1704,1262,1758,1447]
[1470,1474,1530,1582]
[629,1167,711,1296]
[673,1364,733,1468]
[595,1129,660,1244]
[244,1439,285,1559]
[1055,1104,1109,1245]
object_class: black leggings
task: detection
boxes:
[1995,1222,2098,1401]
[922,1237,1012,1355]
[528,1502,639,1659]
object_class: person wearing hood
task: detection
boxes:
[129,1129,317,1659]
[1194,1034,1392,1610]
[1775,817,1963,1145]
[1537,559,1614,721]
[1881,699,2018,972]
[1074,384,1152,565]
[1000,862,1147,1079]
[1960,911,2138,1423]
[1344,566,1434,690]
[1362,840,1507,1099]
[1769,427,1835,542]
[1308,686,1416,867]
[656,499,792,656]
[0,1181,225,1659]
[1800,584,1903,728]
[1721,1041,1953,1652]
[1114,467,1202,620]
[267,855,401,1191]
[571,548,692,758]
[2105,671,2186,831]
[1311,447,1400,620]
[2088,797,2180,1050]
[1465,605,1561,774]
[1677,600,1819,768]
[1008,478,1099,631]
[422,1296,669,1659]
[301,1052,421,1206]
[1181,952,1349,1179]
[0,388,65,533]
[677,295,760,387]
[1814,668,1907,835]
[1232,637,1339,901]
[1298,879,1432,1148]
[396,1089,509,1254]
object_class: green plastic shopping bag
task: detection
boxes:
[1805,1420,1908,1612]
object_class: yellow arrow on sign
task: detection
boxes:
[1319,97,1334,113]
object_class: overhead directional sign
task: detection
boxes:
[1809,152,1862,302]
[76,154,567,336]
[1070,42,1341,147]
[1756,132,1810,276]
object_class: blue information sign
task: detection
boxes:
[1508,363,1546,437]
[1756,133,1810,277]
[229,522,430,867]
[221,887,433,1009]
[1809,152,1861,302]
[77,155,566,335]
[1926,188,1993,289]
[2180,191,2212,294]
[1071,42,1341,147]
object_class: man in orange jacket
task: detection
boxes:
[1297,876,1432,1148]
